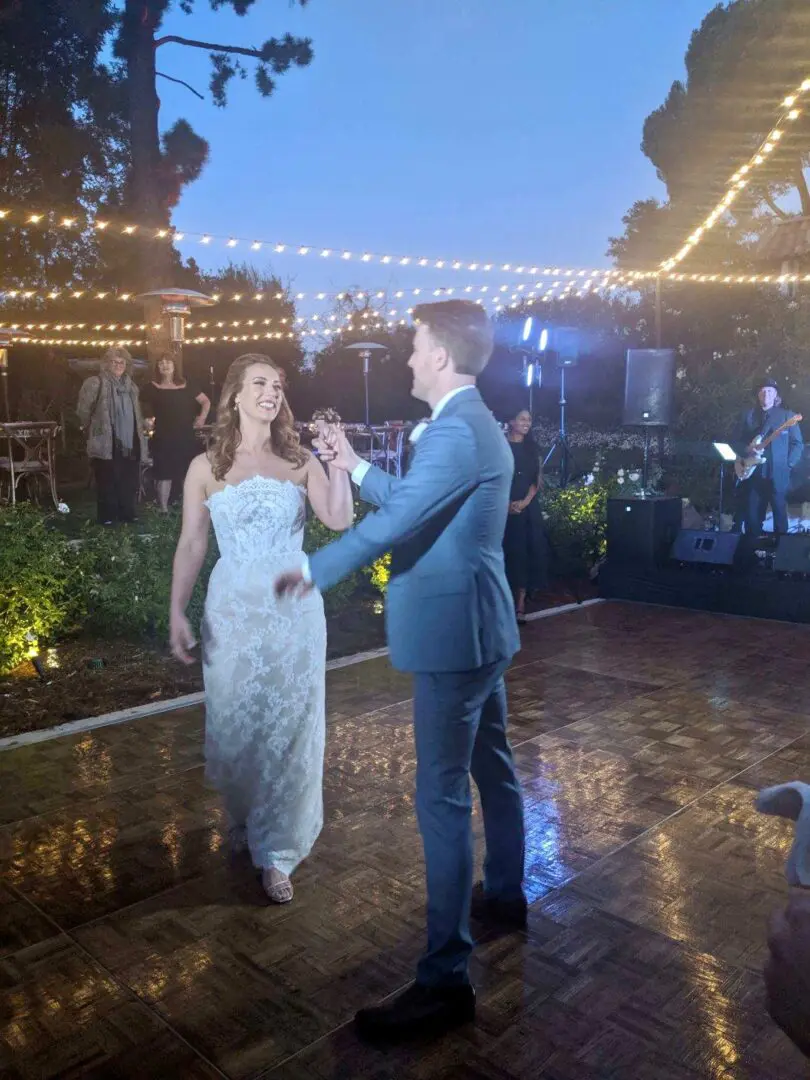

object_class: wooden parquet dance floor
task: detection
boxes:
[2,601,810,1079]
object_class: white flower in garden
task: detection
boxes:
[629,471,640,482]
[584,473,595,486]
[617,477,624,485]
[676,367,686,380]
[57,502,70,514]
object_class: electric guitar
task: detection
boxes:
[734,414,803,481]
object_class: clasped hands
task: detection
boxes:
[312,421,358,473]
[275,423,359,600]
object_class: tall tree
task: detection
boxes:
[114,0,314,288]
[0,0,127,286]
[610,0,810,269]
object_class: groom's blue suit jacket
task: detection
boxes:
[308,388,520,673]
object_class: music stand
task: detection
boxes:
[713,442,737,527]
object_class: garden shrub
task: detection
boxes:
[0,497,390,673]
[0,506,84,672]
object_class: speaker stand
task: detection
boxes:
[638,425,667,497]
[641,427,651,493]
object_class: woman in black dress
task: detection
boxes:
[141,354,211,511]
[503,408,547,623]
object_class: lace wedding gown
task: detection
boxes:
[202,475,326,875]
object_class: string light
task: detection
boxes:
[0,272,639,312]
[14,329,331,348]
[14,281,632,346]
[661,74,810,271]
[0,207,630,278]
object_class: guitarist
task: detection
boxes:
[734,378,804,535]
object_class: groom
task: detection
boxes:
[276,299,526,1040]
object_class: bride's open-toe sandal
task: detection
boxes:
[262,867,294,904]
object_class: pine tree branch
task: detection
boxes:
[154,35,265,60]
[761,191,790,220]
[795,164,810,217]
[156,71,205,100]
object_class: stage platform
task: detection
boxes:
[1,601,809,1079]
[600,558,810,624]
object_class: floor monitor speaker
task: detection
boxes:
[670,529,742,566]
[774,533,810,574]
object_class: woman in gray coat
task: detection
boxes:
[76,346,147,524]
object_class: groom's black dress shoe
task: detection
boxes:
[471,882,528,931]
[354,982,475,1041]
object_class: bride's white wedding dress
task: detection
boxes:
[202,475,326,875]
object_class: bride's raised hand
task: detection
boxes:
[319,425,359,473]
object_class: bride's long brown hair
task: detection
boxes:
[208,354,306,481]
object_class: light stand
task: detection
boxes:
[543,364,573,487]
[713,442,737,529]
[346,342,387,427]
[521,355,542,415]
[542,329,578,488]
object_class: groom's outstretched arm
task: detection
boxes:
[309,419,476,593]
[355,461,397,508]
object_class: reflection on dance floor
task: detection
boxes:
[1,601,809,1078]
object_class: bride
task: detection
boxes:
[169,353,353,903]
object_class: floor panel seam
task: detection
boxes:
[3,879,231,1078]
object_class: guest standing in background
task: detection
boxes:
[76,345,147,525]
[141,353,211,512]
[502,409,547,624]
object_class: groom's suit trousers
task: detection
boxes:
[413,658,525,988]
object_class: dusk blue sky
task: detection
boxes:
[160,0,720,313]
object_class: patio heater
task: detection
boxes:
[0,328,27,421]
[134,288,216,376]
[345,342,388,427]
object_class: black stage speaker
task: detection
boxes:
[607,496,682,566]
[774,533,810,574]
[671,529,742,566]
[623,349,675,427]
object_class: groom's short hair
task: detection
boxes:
[413,300,494,376]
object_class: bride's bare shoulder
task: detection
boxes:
[187,453,215,491]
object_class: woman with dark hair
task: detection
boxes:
[502,408,547,623]
[140,353,210,512]
[76,345,147,525]
[168,354,353,905]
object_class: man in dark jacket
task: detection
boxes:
[734,378,804,535]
